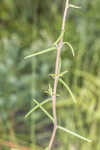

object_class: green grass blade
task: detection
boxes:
[58,126,91,142]
[25,98,51,118]
[63,42,75,56]
[24,46,56,59]
[59,78,77,103]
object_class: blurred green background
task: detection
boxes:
[0,0,100,150]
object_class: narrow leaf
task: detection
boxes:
[63,42,75,56]
[69,4,81,9]
[60,70,69,77]
[49,70,68,78]
[24,46,56,59]
[33,99,54,121]
[32,100,91,142]
[25,98,51,118]
[59,78,77,103]
[58,126,92,142]
[54,30,65,45]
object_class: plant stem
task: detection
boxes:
[48,0,70,149]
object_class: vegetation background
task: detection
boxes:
[0,0,100,149]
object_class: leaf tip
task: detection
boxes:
[69,4,81,9]
[24,56,28,59]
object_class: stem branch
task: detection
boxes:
[48,0,69,149]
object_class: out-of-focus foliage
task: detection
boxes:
[0,0,100,150]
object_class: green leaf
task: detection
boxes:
[59,78,77,103]
[24,46,56,59]
[31,99,92,142]
[25,98,51,118]
[49,70,68,78]
[58,126,92,142]
[69,4,81,9]
[59,70,69,77]
[53,30,65,45]
[33,99,54,122]
[63,42,75,57]
[44,84,53,96]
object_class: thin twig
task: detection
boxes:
[48,0,70,150]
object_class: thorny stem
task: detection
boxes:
[48,0,70,150]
